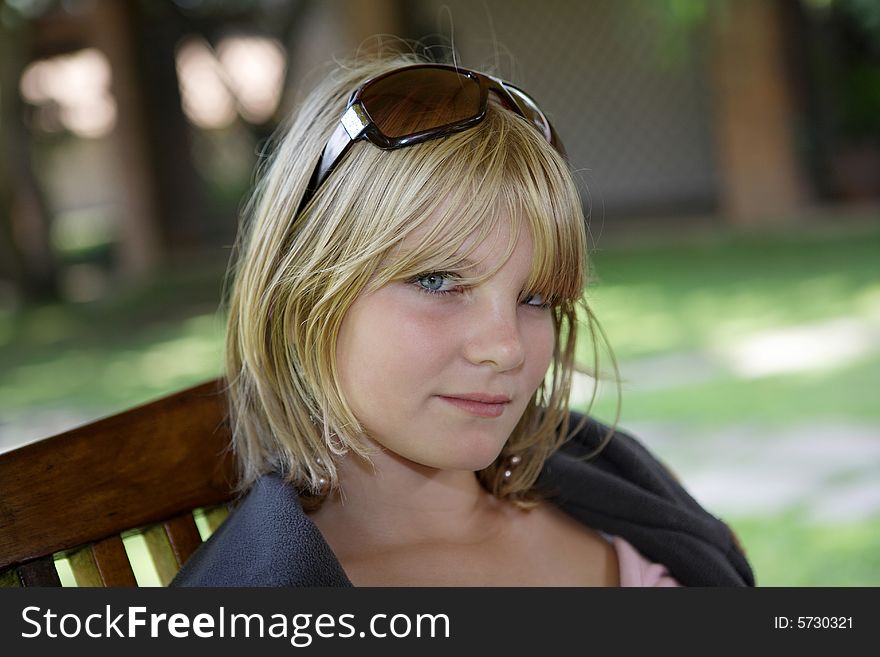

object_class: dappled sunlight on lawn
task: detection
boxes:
[583,351,880,427]
[0,312,224,451]
[577,312,880,391]
[577,229,880,428]
[719,316,880,377]
[586,271,878,363]
[585,226,880,364]
[1,313,223,409]
[105,332,223,390]
[855,284,880,318]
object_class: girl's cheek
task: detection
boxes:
[379,297,459,347]
[526,316,555,366]
[389,289,462,326]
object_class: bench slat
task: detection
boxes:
[164,513,203,568]
[143,512,202,586]
[143,524,178,586]
[92,535,137,587]
[18,557,61,587]
[69,545,104,586]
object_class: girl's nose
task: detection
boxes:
[462,304,526,372]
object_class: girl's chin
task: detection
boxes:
[389,446,503,474]
[428,448,505,473]
[366,426,508,472]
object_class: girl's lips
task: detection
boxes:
[437,395,508,418]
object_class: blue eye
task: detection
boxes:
[410,272,552,308]
[412,272,459,296]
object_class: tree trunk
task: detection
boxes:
[0,16,59,301]
[708,0,809,226]
[85,0,162,279]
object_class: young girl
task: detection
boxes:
[172,54,754,587]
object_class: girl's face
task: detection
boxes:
[335,214,555,472]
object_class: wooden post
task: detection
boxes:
[84,0,162,278]
[708,0,808,227]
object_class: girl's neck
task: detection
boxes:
[308,442,513,551]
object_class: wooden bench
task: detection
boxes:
[0,379,235,587]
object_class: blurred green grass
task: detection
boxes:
[587,353,880,428]
[729,511,880,586]
[579,224,880,429]
[0,259,227,427]
[584,225,880,361]
[2,222,879,586]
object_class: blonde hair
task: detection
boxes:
[224,54,614,510]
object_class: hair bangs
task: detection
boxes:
[488,109,587,308]
[352,104,585,302]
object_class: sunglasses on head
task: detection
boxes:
[299,63,565,213]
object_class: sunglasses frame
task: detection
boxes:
[301,63,564,213]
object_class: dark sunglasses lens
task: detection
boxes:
[360,68,483,139]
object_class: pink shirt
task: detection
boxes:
[606,534,682,587]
